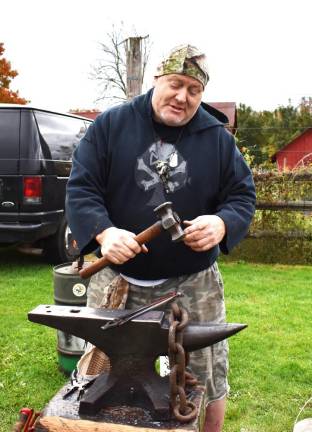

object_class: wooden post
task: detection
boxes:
[125,37,143,100]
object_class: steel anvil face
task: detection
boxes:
[28,305,246,420]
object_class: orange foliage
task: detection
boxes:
[0,42,28,104]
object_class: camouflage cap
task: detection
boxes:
[155,44,209,88]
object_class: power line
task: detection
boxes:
[236,126,312,131]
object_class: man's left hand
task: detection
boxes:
[183,215,226,252]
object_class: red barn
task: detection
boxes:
[272,128,312,171]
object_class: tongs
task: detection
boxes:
[101,291,183,331]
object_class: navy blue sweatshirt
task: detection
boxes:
[66,89,256,279]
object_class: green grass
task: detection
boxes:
[0,248,311,431]
[0,248,67,431]
[220,261,312,432]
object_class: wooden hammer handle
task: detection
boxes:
[79,221,163,279]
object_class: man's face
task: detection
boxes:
[151,74,204,126]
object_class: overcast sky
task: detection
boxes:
[2,0,312,113]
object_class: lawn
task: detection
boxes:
[0,247,311,431]
[222,261,312,432]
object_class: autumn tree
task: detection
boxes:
[91,24,151,104]
[0,42,27,104]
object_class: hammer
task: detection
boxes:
[79,202,184,279]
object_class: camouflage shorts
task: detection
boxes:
[87,263,229,404]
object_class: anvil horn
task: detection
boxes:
[183,322,247,351]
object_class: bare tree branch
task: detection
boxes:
[90,23,151,105]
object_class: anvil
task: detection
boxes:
[28,305,246,420]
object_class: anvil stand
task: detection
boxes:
[34,356,206,432]
[34,386,206,431]
[33,338,207,431]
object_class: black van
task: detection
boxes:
[0,104,93,263]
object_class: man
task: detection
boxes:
[66,44,256,432]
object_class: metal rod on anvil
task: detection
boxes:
[101,291,183,330]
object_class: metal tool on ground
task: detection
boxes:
[63,368,97,401]
[28,304,247,421]
[79,201,184,279]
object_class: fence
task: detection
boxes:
[222,170,312,265]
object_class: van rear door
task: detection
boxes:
[0,108,20,218]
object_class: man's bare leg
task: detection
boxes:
[204,397,226,432]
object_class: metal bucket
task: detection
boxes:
[53,262,91,375]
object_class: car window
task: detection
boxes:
[19,110,43,160]
[34,111,88,161]
[0,109,20,158]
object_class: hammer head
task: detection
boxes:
[154,201,185,242]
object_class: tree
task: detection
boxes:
[0,42,27,104]
[237,101,312,167]
[236,104,267,165]
[91,24,151,104]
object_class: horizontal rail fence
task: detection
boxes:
[254,170,312,212]
[256,200,312,211]
[251,170,312,241]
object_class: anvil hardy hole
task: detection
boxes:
[70,309,80,313]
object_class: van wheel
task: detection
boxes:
[44,217,79,264]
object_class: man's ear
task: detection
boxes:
[152,76,159,87]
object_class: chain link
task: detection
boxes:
[168,302,198,423]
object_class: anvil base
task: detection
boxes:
[79,371,171,420]
[34,381,207,431]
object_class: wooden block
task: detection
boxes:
[34,383,206,432]
[35,416,199,432]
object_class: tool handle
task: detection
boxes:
[79,221,163,279]
[133,220,163,245]
[12,413,28,432]
[12,408,33,432]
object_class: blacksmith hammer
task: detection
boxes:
[79,201,184,279]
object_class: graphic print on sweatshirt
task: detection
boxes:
[135,140,188,206]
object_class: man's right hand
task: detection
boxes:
[96,227,147,265]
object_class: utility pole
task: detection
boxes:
[125,37,145,100]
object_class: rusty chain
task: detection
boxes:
[168,302,198,423]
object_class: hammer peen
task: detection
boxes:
[79,202,184,279]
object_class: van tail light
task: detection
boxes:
[23,177,42,204]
